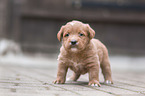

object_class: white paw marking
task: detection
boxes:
[105,80,112,84]
[91,84,98,87]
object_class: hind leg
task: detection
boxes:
[67,72,80,82]
[101,56,113,84]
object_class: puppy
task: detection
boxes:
[54,20,113,87]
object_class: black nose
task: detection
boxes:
[71,40,77,45]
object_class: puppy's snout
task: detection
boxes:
[71,40,77,45]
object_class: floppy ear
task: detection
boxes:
[86,24,95,39]
[57,26,65,42]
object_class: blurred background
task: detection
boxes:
[0,0,145,71]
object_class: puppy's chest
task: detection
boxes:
[68,59,87,74]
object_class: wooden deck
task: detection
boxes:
[0,62,145,96]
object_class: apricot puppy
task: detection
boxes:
[54,20,113,86]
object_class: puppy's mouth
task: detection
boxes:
[70,44,77,48]
[69,43,78,52]
[70,44,78,49]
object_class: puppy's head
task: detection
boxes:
[57,20,95,52]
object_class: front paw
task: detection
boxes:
[104,80,113,84]
[53,79,65,84]
[88,80,101,87]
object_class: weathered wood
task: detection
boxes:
[0,64,145,96]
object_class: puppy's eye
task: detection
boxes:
[65,33,69,37]
[79,33,84,36]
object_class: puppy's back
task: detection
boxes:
[91,38,109,61]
